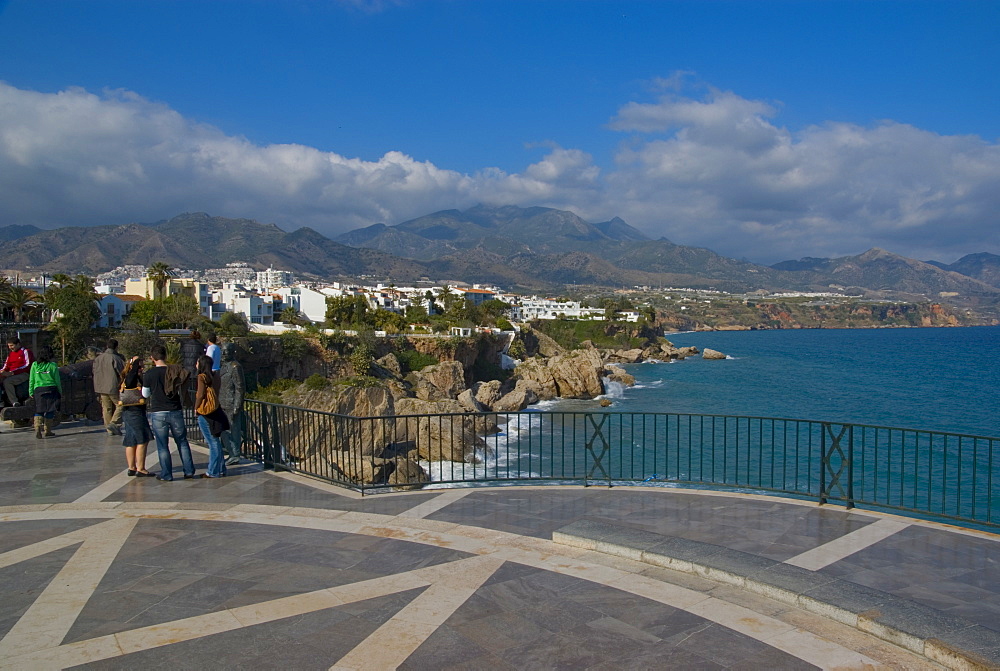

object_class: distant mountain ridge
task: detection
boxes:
[925,252,1000,289]
[0,213,428,280]
[1,208,998,313]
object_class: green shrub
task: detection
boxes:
[508,337,526,360]
[248,377,299,404]
[304,373,330,390]
[395,348,438,372]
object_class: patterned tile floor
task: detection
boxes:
[1,420,996,669]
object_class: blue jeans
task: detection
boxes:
[198,414,227,477]
[149,410,195,480]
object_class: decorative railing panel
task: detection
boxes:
[241,401,999,530]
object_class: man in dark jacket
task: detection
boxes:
[93,339,125,435]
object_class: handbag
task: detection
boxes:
[196,373,219,415]
[118,381,145,407]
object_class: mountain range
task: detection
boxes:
[1,206,998,313]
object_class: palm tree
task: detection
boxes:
[146,262,174,300]
[4,286,36,322]
[279,306,302,325]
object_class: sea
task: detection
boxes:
[422,326,1000,509]
[557,325,1000,439]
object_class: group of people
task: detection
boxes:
[2,332,247,482]
[94,335,247,480]
[0,337,60,438]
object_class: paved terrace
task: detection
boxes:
[1,420,999,670]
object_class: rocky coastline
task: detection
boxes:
[272,331,703,489]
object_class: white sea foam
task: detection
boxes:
[601,377,628,399]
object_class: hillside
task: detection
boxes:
[0,213,430,281]
[1,208,998,315]
[926,252,1000,289]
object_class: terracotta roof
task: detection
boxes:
[99,294,147,302]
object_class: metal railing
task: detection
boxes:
[242,401,999,530]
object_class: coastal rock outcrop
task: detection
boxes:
[604,365,635,388]
[492,379,540,412]
[702,348,728,360]
[472,380,503,408]
[605,348,645,364]
[394,397,489,462]
[407,360,466,401]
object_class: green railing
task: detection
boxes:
[242,400,999,530]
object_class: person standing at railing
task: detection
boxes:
[143,344,196,481]
[93,339,125,436]
[204,333,221,372]
[219,343,245,465]
[194,355,229,478]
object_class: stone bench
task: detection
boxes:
[553,519,1000,671]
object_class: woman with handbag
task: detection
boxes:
[120,356,155,476]
[195,355,229,478]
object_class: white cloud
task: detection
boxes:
[602,86,1000,262]
[1,81,998,265]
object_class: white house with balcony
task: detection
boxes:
[512,297,605,321]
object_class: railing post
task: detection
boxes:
[846,425,855,510]
[819,423,827,505]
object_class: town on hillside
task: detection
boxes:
[3,260,965,337]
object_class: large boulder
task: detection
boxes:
[604,365,636,388]
[281,385,395,459]
[513,357,559,400]
[407,360,467,401]
[702,348,728,360]
[386,458,431,489]
[492,380,540,412]
[546,348,606,399]
[472,380,503,409]
[457,388,489,413]
[606,348,645,364]
[393,397,487,462]
[373,352,403,379]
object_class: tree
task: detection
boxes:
[146,262,174,300]
[325,295,371,328]
[45,275,100,363]
[161,294,201,329]
[3,286,37,322]
[279,306,302,325]
[127,300,170,331]
[218,311,251,337]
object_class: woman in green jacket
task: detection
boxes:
[29,345,61,439]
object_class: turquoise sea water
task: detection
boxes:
[604,327,1000,437]
[429,326,999,525]
[564,326,1000,438]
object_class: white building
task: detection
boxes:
[215,283,274,325]
[96,294,146,328]
[256,267,294,291]
[272,285,329,323]
[512,297,605,321]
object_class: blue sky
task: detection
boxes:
[1,0,998,264]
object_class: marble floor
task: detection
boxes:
[1,420,996,669]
